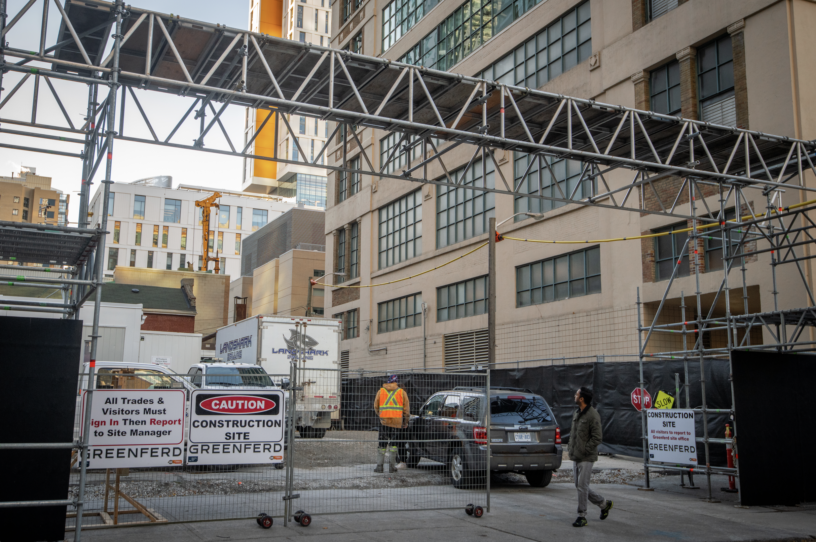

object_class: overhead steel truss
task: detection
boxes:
[2,0,816,521]
[0,0,815,223]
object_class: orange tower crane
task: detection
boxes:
[195,191,222,274]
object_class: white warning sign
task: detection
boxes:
[188,390,285,465]
[81,390,186,468]
[647,409,697,465]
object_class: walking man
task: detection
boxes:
[569,386,613,527]
[373,374,410,473]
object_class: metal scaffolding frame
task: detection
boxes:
[0,0,814,528]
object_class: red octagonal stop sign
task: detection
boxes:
[631,388,652,411]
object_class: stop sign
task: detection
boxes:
[631,388,652,411]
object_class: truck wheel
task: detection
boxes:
[299,427,312,438]
[312,428,326,438]
[525,470,553,488]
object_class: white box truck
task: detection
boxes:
[215,315,342,438]
[138,330,203,374]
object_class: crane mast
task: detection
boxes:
[195,192,222,274]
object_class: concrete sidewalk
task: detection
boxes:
[67,475,816,542]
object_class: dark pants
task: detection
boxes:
[378,424,405,450]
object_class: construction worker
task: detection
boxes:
[373,374,410,473]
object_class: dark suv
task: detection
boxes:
[403,387,562,488]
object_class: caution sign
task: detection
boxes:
[188,390,285,465]
[81,390,186,468]
[647,409,697,465]
[654,390,675,409]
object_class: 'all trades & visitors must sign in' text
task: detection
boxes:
[647,409,697,465]
[81,390,186,468]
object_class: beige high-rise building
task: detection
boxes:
[326,0,816,372]
[0,167,68,226]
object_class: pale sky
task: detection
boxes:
[1,0,252,224]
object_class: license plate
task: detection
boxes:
[513,432,532,442]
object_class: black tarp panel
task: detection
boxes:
[341,360,732,466]
[0,317,82,542]
[732,351,816,506]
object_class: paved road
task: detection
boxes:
[67,470,816,542]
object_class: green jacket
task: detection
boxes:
[568,405,603,463]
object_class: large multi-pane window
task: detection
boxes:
[220,257,226,275]
[516,246,600,306]
[107,248,118,270]
[342,0,361,23]
[336,228,346,274]
[113,221,120,244]
[382,0,439,52]
[350,221,359,279]
[133,195,145,219]
[252,209,268,231]
[655,224,690,280]
[437,276,488,322]
[401,0,590,76]
[218,231,224,253]
[163,198,182,223]
[162,226,169,248]
[513,155,587,218]
[166,253,173,270]
[378,293,423,333]
[181,228,187,250]
[648,0,678,21]
[698,35,735,125]
[476,3,592,88]
[297,5,303,28]
[147,251,154,269]
[379,190,422,269]
[650,60,681,115]
[135,223,142,245]
[436,159,495,248]
[346,32,363,54]
[236,207,242,230]
[334,309,359,339]
[152,225,159,247]
[295,174,327,209]
[219,205,230,228]
[706,210,742,272]
[337,156,361,203]
[235,233,242,255]
[380,133,423,174]
[208,230,215,251]
[107,192,115,216]
[299,116,306,135]
[130,249,136,267]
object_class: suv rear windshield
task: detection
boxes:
[204,367,274,387]
[491,396,554,425]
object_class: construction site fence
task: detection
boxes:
[53,368,488,532]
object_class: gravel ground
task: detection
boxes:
[70,432,659,500]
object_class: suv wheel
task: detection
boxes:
[449,447,468,489]
[525,470,553,488]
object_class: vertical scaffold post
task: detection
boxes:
[636,287,649,489]
[76,2,124,539]
[487,216,496,511]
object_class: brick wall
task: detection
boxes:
[142,314,195,333]
[677,47,699,121]
[332,286,360,306]
[642,177,719,214]
[632,0,647,31]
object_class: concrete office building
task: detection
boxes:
[326,0,816,371]
[88,176,295,278]
[229,207,327,321]
[242,0,330,210]
[0,166,68,227]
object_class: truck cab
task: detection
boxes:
[185,362,276,389]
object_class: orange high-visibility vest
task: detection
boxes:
[376,388,405,418]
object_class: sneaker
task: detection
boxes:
[572,517,587,528]
[600,501,613,520]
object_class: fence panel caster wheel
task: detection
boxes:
[261,515,273,529]
[293,510,304,524]
[473,506,484,518]
[299,513,312,527]
[465,504,474,516]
